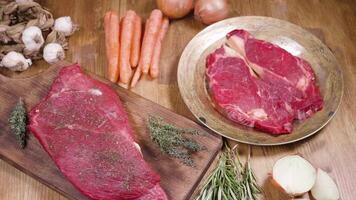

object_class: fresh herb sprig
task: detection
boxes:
[148,116,205,166]
[195,143,261,200]
[8,98,27,148]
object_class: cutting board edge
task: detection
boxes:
[0,150,77,200]
[0,62,223,200]
[185,137,222,199]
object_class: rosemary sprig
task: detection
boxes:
[148,116,205,166]
[8,98,27,148]
[195,143,261,200]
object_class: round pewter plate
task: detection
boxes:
[177,16,343,145]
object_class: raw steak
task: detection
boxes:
[206,29,323,134]
[29,64,167,200]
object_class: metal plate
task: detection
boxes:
[177,16,343,145]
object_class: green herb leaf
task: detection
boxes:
[148,116,205,166]
[195,142,261,200]
[8,98,27,148]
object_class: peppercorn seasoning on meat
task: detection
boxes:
[28,64,168,200]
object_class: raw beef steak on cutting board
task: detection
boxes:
[206,29,323,134]
[29,64,167,200]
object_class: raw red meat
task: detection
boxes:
[29,64,167,200]
[206,29,323,134]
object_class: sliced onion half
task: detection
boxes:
[272,155,316,196]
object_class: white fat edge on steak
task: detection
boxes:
[48,89,89,99]
[227,34,311,93]
[31,109,41,126]
[222,45,239,57]
[271,37,312,92]
[134,142,143,157]
[296,76,308,91]
[226,35,246,57]
[222,104,257,127]
[295,58,313,92]
[88,88,102,96]
[211,44,259,78]
[226,36,261,78]
[206,45,240,87]
[247,108,268,120]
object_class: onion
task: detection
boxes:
[311,169,340,200]
[156,0,193,19]
[194,0,229,25]
[272,155,316,196]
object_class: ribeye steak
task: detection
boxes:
[29,64,167,200]
[206,29,323,134]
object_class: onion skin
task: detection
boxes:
[156,0,193,19]
[271,176,307,197]
[194,0,229,25]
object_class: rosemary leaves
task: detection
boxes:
[195,143,261,200]
[8,98,27,148]
[148,116,205,166]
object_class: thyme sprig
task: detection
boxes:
[195,143,261,200]
[8,98,27,148]
[148,116,205,166]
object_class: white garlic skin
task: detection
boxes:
[22,26,44,52]
[43,43,65,64]
[1,51,32,71]
[54,17,74,36]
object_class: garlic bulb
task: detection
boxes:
[43,43,65,64]
[0,51,32,71]
[21,26,44,53]
[54,17,74,36]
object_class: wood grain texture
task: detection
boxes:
[0,62,222,200]
[0,0,356,199]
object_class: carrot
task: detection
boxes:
[130,65,142,88]
[130,14,142,68]
[138,9,163,74]
[130,19,150,88]
[119,10,136,84]
[150,17,169,79]
[104,11,120,82]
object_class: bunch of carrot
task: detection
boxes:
[104,9,169,88]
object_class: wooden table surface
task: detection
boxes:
[1,0,356,199]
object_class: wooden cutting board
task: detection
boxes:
[0,62,222,200]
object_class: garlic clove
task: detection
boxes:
[1,51,32,71]
[54,17,74,36]
[43,43,65,64]
[311,168,340,200]
[21,26,44,53]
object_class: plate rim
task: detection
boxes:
[177,16,344,146]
